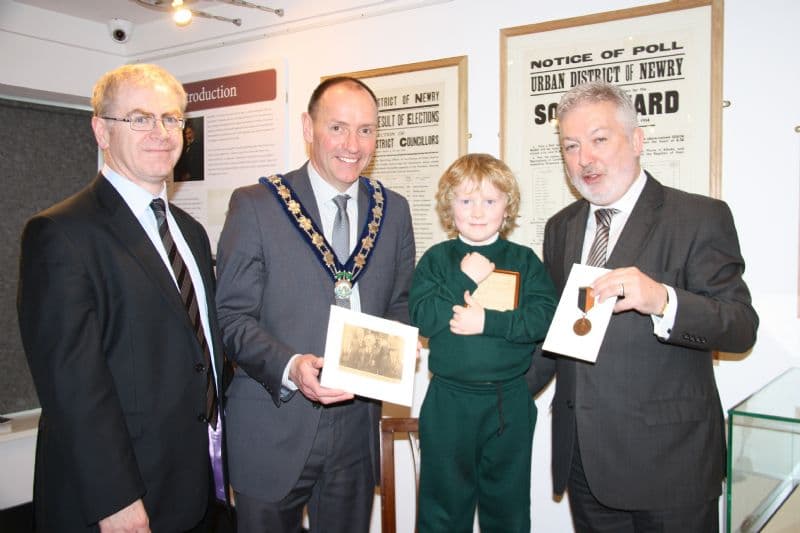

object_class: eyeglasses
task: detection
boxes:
[100,113,185,131]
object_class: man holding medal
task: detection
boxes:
[528,82,758,532]
[215,76,415,532]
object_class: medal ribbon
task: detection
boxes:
[578,286,595,314]
[260,174,385,287]
[573,286,595,336]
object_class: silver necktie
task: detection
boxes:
[586,208,618,267]
[332,194,351,308]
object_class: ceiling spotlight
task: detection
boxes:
[133,0,282,28]
[172,0,192,26]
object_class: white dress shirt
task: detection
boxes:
[581,170,677,338]
[102,165,220,383]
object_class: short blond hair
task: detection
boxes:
[436,153,520,239]
[91,64,187,117]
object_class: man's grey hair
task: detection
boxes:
[557,81,638,133]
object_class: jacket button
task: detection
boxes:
[312,401,321,409]
[566,400,575,409]
[198,413,207,423]
[195,363,206,373]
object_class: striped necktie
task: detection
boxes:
[586,208,618,267]
[150,198,218,428]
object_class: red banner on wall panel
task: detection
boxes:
[184,69,277,113]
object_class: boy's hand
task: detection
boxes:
[450,291,485,335]
[460,252,494,284]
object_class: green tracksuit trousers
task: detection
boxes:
[417,375,537,533]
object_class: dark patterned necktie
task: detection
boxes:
[150,199,218,428]
[332,194,351,308]
[586,208,618,267]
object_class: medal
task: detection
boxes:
[573,286,594,336]
[573,317,591,336]
[334,273,353,300]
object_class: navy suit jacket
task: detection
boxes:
[528,173,758,510]
[215,163,415,501]
[18,174,225,531]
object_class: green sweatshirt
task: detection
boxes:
[410,237,557,382]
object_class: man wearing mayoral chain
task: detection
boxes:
[215,76,415,532]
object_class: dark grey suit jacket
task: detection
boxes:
[528,173,758,510]
[215,163,415,501]
[17,174,225,531]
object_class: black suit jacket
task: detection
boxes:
[17,174,226,531]
[529,174,758,510]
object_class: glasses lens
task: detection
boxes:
[163,116,184,130]
[129,115,155,131]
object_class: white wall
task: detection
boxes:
[2,0,798,531]
[0,1,123,98]
[715,0,800,403]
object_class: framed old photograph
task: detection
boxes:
[320,306,419,406]
[500,0,722,257]
[326,56,467,261]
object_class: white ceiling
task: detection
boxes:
[3,0,444,104]
[3,0,449,62]
[11,0,279,25]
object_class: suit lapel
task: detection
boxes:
[92,174,195,334]
[562,201,590,285]
[285,165,336,307]
[357,178,369,231]
[288,164,323,229]
[355,179,374,309]
[605,173,664,269]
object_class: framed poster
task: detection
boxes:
[501,0,722,256]
[327,56,467,260]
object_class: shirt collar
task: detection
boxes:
[459,232,500,247]
[307,161,359,206]
[102,164,167,217]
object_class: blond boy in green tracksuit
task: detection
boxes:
[410,153,557,533]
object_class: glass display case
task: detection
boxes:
[727,367,800,532]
